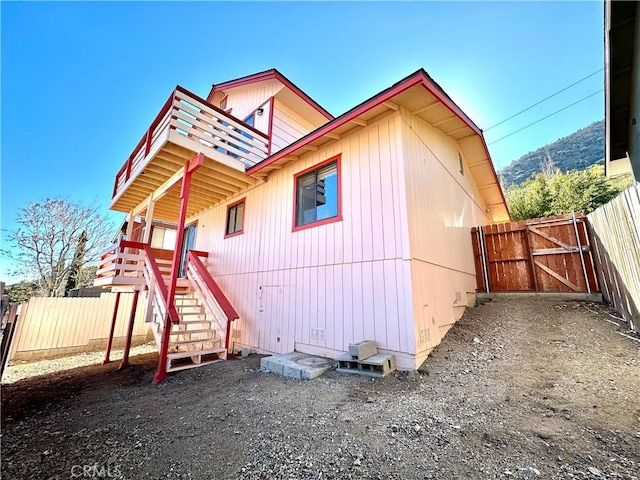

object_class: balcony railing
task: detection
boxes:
[112,86,269,199]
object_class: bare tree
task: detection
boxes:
[541,149,560,177]
[3,198,114,297]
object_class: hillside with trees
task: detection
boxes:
[499,119,604,186]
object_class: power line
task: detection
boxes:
[485,68,603,132]
[487,89,603,146]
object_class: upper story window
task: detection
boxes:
[458,152,464,175]
[225,199,245,237]
[293,155,342,231]
[244,113,255,127]
[220,96,228,110]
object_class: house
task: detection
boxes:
[605,0,640,180]
[95,68,509,382]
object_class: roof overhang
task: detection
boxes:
[605,0,638,177]
[207,68,334,123]
[247,69,510,223]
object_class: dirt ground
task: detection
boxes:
[2,297,639,480]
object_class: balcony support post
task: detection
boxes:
[143,198,155,245]
[119,289,140,369]
[153,153,204,384]
[102,291,121,365]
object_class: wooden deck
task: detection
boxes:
[110,86,269,222]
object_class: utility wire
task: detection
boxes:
[485,68,603,132]
[487,89,603,146]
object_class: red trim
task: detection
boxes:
[153,153,202,383]
[292,154,342,233]
[224,197,246,238]
[119,289,140,369]
[246,73,424,176]
[187,251,239,351]
[207,69,333,121]
[267,97,275,155]
[244,69,508,217]
[102,291,121,365]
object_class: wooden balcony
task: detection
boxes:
[110,86,268,222]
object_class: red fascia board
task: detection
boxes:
[246,71,426,175]
[417,76,508,216]
[418,77,482,137]
[207,69,333,121]
[247,69,507,216]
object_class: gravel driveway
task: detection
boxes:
[2,296,639,479]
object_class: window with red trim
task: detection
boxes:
[220,95,228,110]
[294,157,340,229]
[225,200,245,237]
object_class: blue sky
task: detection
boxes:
[1,1,604,281]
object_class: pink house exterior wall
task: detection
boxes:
[400,108,491,367]
[188,112,421,368]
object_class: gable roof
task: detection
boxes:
[246,68,510,222]
[207,68,334,121]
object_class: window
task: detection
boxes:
[220,96,228,110]
[225,199,245,237]
[244,113,255,127]
[458,152,464,175]
[294,156,341,230]
[178,223,197,277]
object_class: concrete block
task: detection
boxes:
[260,357,284,375]
[348,340,378,360]
[283,365,302,379]
[359,353,397,376]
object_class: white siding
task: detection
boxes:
[270,99,317,154]
[187,113,416,364]
[400,107,491,367]
[224,82,282,123]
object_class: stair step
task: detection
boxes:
[177,311,205,316]
[179,319,212,325]
[167,347,227,360]
[170,328,216,335]
[169,337,218,346]
[174,298,200,304]
[167,359,222,373]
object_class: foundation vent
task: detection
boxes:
[419,327,430,345]
[310,328,325,341]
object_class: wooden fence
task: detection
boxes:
[471,213,599,293]
[588,184,640,332]
[8,292,153,362]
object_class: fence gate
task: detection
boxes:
[471,213,599,293]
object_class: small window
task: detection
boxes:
[244,113,255,127]
[458,152,464,175]
[294,156,341,230]
[220,96,228,110]
[225,200,245,237]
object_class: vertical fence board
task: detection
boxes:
[588,184,640,331]
[471,213,600,294]
[7,292,152,362]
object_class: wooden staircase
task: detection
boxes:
[151,292,227,373]
[96,240,239,377]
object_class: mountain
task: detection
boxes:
[498,119,604,186]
